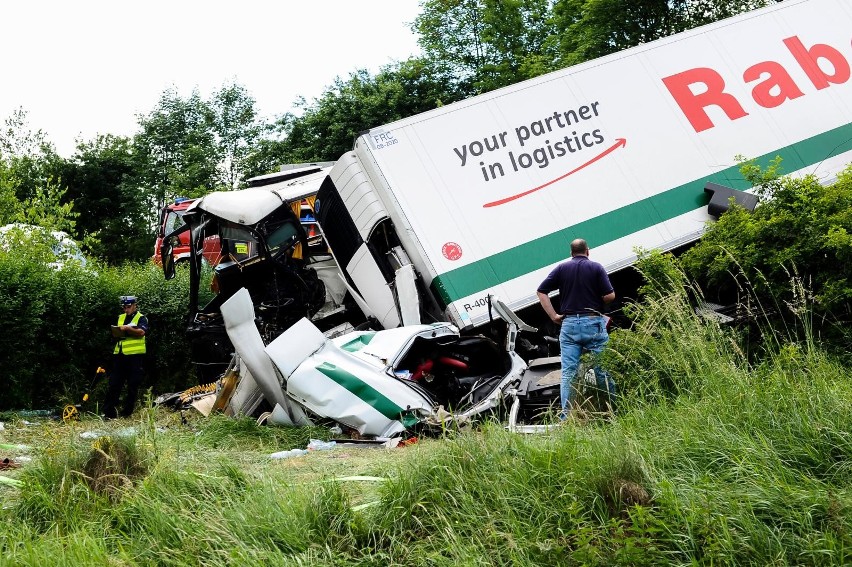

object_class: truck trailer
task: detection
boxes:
[314,0,852,351]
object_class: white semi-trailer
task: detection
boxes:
[314,0,851,342]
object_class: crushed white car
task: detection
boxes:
[174,288,560,437]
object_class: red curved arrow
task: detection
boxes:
[483,138,627,208]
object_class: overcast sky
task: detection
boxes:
[1,0,422,157]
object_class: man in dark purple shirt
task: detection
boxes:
[537,238,616,418]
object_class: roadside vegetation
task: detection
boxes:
[0,250,193,409]
[1,267,850,564]
[3,162,851,564]
[2,1,849,562]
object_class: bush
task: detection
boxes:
[680,161,852,353]
[0,253,194,411]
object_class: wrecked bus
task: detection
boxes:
[160,164,347,380]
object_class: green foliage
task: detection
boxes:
[680,162,852,333]
[604,251,745,404]
[209,81,264,190]
[133,83,270,208]
[0,254,193,411]
[57,134,153,263]
[413,0,555,94]
[192,415,332,451]
[0,108,53,159]
[632,248,686,302]
[275,61,462,163]
[0,160,23,224]
[133,87,220,208]
[551,0,772,66]
[12,178,78,234]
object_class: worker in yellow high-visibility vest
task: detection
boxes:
[104,296,148,419]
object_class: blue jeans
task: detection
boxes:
[559,315,615,413]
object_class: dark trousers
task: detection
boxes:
[104,354,144,418]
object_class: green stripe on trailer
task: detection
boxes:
[430,122,852,307]
[315,362,405,420]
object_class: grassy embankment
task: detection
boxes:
[1,282,850,566]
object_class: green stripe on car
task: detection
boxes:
[316,362,406,420]
[340,332,376,352]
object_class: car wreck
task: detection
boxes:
[155,164,562,435]
[159,164,349,381]
[159,287,560,437]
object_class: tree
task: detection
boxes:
[0,107,52,160]
[14,180,78,234]
[0,108,78,234]
[273,59,462,164]
[133,88,219,212]
[551,0,774,66]
[56,135,152,263]
[413,0,555,95]
[0,160,22,225]
[0,108,63,205]
[208,82,264,189]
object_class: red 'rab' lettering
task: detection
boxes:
[662,35,850,133]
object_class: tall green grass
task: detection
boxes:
[1,271,850,565]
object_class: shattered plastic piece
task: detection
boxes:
[307,439,336,451]
[270,448,308,459]
[79,430,107,439]
[78,427,155,440]
[329,425,343,435]
[331,438,388,447]
[16,410,53,417]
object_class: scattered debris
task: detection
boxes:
[79,427,163,440]
[307,439,336,451]
[0,458,21,471]
[80,430,108,440]
[270,448,308,459]
[695,302,736,324]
